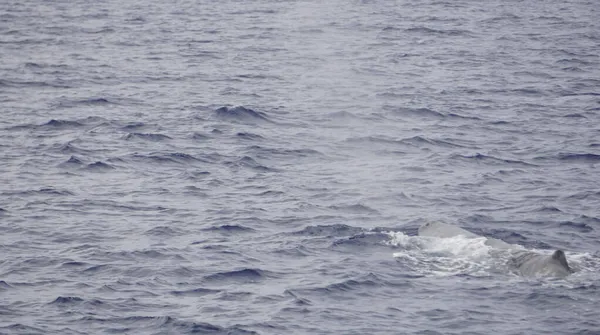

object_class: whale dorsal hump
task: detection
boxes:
[552,250,572,273]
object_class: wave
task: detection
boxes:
[385,106,446,119]
[213,106,272,124]
[558,221,594,233]
[380,105,481,121]
[556,58,591,66]
[60,261,89,267]
[83,264,112,273]
[451,153,536,166]
[256,190,284,197]
[166,319,258,334]
[120,122,147,131]
[50,295,108,307]
[202,224,256,233]
[56,142,87,154]
[76,98,114,105]
[79,315,254,334]
[124,132,172,141]
[289,273,387,297]
[85,249,186,264]
[191,132,211,140]
[55,97,122,108]
[170,287,222,297]
[39,119,84,129]
[128,249,185,260]
[166,152,205,162]
[535,206,562,213]
[578,215,600,225]
[0,280,13,290]
[0,324,45,334]
[563,113,587,118]
[558,153,600,162]
[58,156,84,167]
[236,132,264,140]
[405,26,475,37]
[245,145,323,159]
[511,88,544,96]
[345,135,406,146]
[85,161,115,171]
[23,62,68,69]
[40,187,74,196]
[7,117,109,132]
[561,66,584,72]
[0,78,74,89]
[182,172,211,182]
[64,199,169,213]
[127,152,213,165]
[400,135,472,148]
[283,289,313,307]
[2,188,74,197]
[229,8,277,15]
[566,190,600,200]
[378,25,474,41]
[292,224,365,237]
[226,156,277,172]
[325,110,362,121]
[331,232,392,248]
[203,268,270,283]
[273,245,313,257]
[328,203,379,214]
[49,296,84,304]
[144,226,180,236]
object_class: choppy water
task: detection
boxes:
[1,0,600,334]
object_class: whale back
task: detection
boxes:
[418,222,513,249]
[417,222,573,278]
[418,222,479,239]
[511,250,572,277]
[551,250,572,274]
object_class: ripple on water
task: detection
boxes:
[124,133,172,142]
[1,0,600,334]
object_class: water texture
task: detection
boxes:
[1,0,599,334]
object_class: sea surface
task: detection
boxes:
[1,0,599,334]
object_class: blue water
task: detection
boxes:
[1,0,600,334]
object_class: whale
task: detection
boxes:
[418,222,573,278]
[418,221,513,249]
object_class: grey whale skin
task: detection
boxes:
[418,222,573,277]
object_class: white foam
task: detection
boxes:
[386,231,597,280]
[387,231,498,277]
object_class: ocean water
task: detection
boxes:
[1,0,599,334]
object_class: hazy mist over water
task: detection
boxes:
[1,0,599,334]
